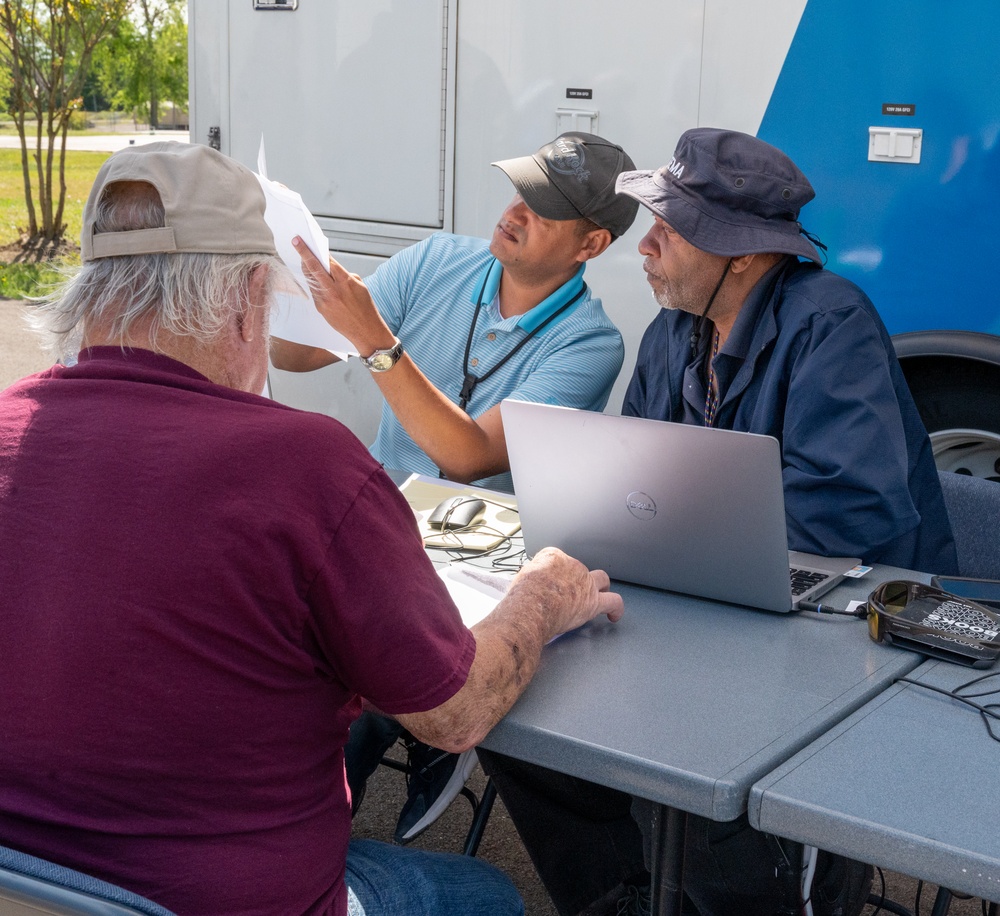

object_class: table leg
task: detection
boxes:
[930,888,953,916]
[770,837,803,916]
[648,803,686,916]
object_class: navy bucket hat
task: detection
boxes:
[615,128,823,263]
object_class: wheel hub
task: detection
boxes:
[930,428,1000,481]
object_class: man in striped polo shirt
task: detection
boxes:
[271,131,638,493]
[270,131,639,846]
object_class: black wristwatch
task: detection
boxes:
[360,338,403,372]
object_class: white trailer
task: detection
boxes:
[189,0,1000,478]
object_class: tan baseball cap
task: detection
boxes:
[81,141,277,262]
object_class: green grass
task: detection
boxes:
[0,147,108,298]
[0,261,66,299]
[0,147,110,247]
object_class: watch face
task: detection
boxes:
[369,352,394,371]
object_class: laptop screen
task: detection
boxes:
[501,400,857,613]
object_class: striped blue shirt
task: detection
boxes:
[367,233,624,491]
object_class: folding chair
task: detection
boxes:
[0,842,174,916]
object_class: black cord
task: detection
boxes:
[894,675,1000,743]
[458,260,587,411]
[421,492,527,570]
[868,866,887,916]
[688,258,732,361]
[949,670,1000,700]
[489,547,527,572]
[798,600,867,618]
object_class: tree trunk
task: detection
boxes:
[150,81,159,129]
[12,115,38,238]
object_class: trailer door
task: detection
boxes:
[213,0,455,256]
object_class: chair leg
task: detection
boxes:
[378,756,409,774]
[463,777,498,857]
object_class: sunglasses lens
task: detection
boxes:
[880,581,911,613]
[867,581,914,643]
[867,605,881,641]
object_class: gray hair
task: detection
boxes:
[32,181,289,359]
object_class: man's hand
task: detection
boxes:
[397,548,624,751]
[290,236,511,482]
[292,236,396,356]
[505,546,625,643]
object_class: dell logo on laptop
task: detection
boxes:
[626,491,657,520]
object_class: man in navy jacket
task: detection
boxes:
[477,129,957,916]
[616,127,956,574]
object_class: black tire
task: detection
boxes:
[900,355,1000,435]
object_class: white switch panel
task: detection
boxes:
[868,127,922,164]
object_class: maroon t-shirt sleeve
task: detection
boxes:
[304,468,477,714]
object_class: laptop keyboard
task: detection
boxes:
[789,567,831,596]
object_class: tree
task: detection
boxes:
[0,58,12,114]
[92,0,184,129]
[0,0,132,251]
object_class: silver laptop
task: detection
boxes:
[501,399,860,613]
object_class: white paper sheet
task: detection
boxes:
[255,138,357,359]
[439,565,512,627]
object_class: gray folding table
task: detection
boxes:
[750,657,1000,912]
[478,567,923,916]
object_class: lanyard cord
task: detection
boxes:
[458,262,587,412]
[689,258,732,363]
[689,258,732,427]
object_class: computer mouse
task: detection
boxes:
[427,496,487,530]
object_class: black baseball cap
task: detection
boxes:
[492,132,640,239]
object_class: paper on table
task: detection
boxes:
[255,138,357,359]
[438,565,567,644]
[439,565,512,627]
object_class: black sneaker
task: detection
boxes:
[394,742,479,843]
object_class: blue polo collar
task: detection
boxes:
[471,258,587,333]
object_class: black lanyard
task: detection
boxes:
[458,260,587,412]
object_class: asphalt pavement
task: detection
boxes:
[0,130,190,153]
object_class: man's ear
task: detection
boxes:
[729,253,757,274]
[730,252,784,275]
[576,227,613,263]
[238,264,271,343]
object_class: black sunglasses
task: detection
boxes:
[867,580,1000,668]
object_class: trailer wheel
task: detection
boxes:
[893,332,1000,482]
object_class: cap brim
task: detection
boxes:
[616,169,822,264]
[491,156,583,221]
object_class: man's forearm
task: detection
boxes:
[270,336,341,372]
[290,238,509,482]
[371,354,508,482]
[396,549,624,751]
[396,595,548,752]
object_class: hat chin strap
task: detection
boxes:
[689,258,733,360]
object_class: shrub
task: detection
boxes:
[0,261,64,300]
